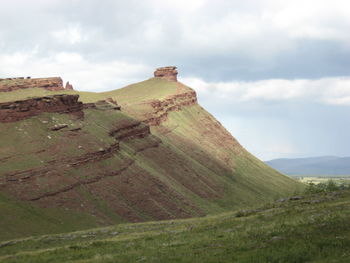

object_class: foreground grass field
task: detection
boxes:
[1,189,349,263]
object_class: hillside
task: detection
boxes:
[1,189,349,263]
[0,67,303,241]
[266,156,350,176]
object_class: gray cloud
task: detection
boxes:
[1,0,349,80]
[184,76,350,160]
[1,0,349,159]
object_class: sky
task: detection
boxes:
[0,0,349,160]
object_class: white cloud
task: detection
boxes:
[52,25,85,44]
[150,0,206,12]
[169,0,350,58]
[266,0,350,44]
[182,76,350,106]
[1,0,350,160]
[0,52,150,91]
[2,0,350,65]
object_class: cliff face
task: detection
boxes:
[0,77,73,92]
[0,95,83,122]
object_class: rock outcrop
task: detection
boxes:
[154,66,178,82]
[65,81,74,90]
[0,94,83,122]
[145,90,197,126]
[109,120,151,141]
[0,77,73,92]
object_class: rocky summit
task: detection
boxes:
[154,66,178,81]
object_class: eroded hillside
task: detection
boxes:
[0,67,303,241]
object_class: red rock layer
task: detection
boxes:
[0,120,160,205]
[145,90,197,126]
[0,95,83,123]
[109,120,151,140]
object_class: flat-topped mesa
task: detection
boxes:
[154,66,178,82]
[0,77,74,92]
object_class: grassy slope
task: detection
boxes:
[0,192,99,242]
[104,78,303,206]
[0,110,134,240]
[0,109,221,239]
[158,105,302,208]
[0,78,174,104]
[1,190,349,263]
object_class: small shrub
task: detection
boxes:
[305,180,349,194]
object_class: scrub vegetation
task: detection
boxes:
[1,189,349,263]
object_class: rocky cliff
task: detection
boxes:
[0,77,73,92]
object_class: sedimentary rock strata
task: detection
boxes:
[145,90,197,126]
[0,94,83,122]
[109,120,151,140]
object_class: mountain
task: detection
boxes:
[0,67,303,241]
[266,156,350,175]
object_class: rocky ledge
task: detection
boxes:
[145,90,197,126]
[0,94,84,123]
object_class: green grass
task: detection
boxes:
[102,78,182,104]
[1,190,349,263]
[151,104,304,208]
[0,192,99,242]
[0,78,181,104]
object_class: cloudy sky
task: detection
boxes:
[1,0,349,160]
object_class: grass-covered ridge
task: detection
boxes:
[1,190,349,263]
[0,78,182,104]
[0,77,304,241]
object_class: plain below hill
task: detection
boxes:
[266,156,350,176]
[1,190,350,263]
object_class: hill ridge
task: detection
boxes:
[0,67,303,241]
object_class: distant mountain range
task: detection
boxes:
[266,156,350,176]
